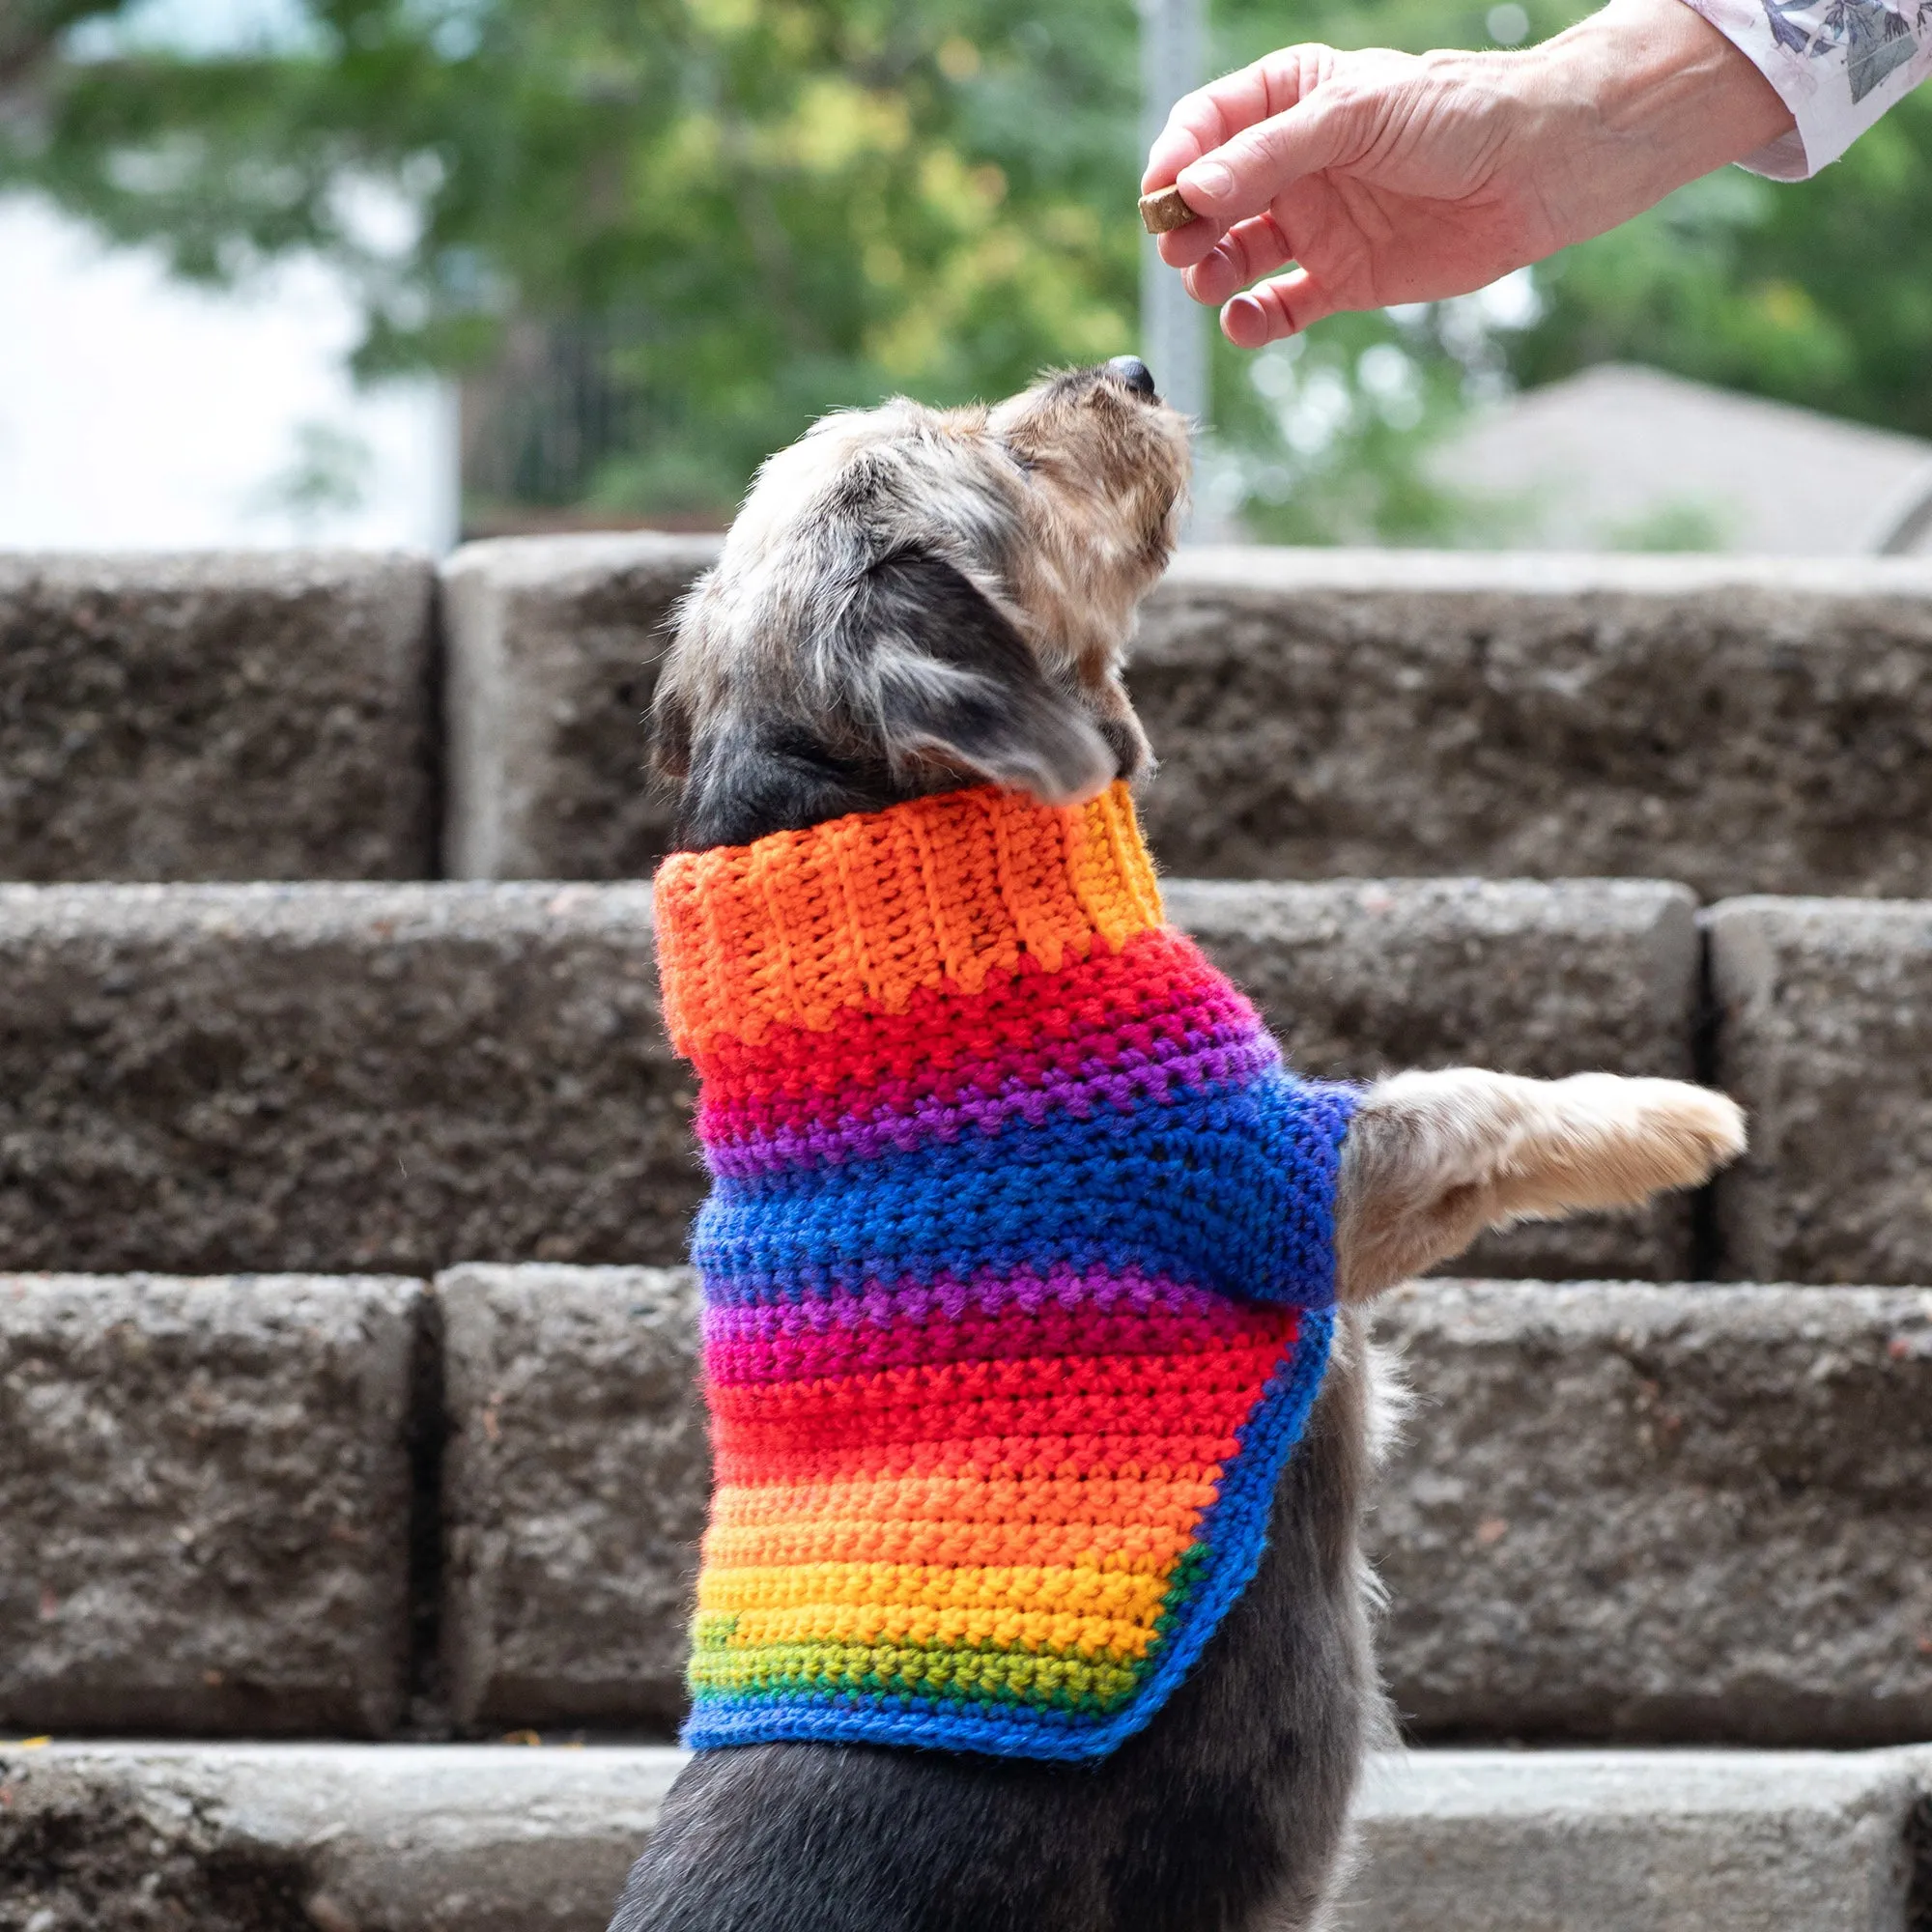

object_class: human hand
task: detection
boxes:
[1143,0,1793,346]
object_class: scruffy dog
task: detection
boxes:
[612,357,1744,1932]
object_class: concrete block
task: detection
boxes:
[0,551,437,881]
[2,1745,1921,1932]
[443,1274,1932,1745]
[441,533,720,880]
[0,1742,681,1932]
[1371,1281,1932,1746]
[434,541,1932,895]
[440,1265,707,1730]
[1134,549,1932,900]
[1341,1747,1930,1932]
[0,1273,418,1736]
[0,882,700,1275]
[1709,896,1932,1285]
[1169,877,1702,1279]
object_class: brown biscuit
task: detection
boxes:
[1138,185,1199,235]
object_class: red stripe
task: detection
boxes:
[704,1299,1295,1386]
[692,928,1255,1141]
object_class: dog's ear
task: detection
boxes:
[1334,1069,1746,1301]
[650,677,694,781]
[839,549,1114,806]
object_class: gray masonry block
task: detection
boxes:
[1371,1280,1932,1747]
[1709,896,1932,1286]
[0,878,1698,1282]
[0,1743,681,1932]
[1340,1747,1931,1932]
[1135,549,1932,900]
[3,1745,1922,1932]
[423,1272,1930,1746]
[433,540,1932,895]
[0,882,698,1276]
[0,551,437,881]
[0,1273,418,1736]
[440,1264,707,1731]
[441,533,720,880]
[1169,876,1701,1279]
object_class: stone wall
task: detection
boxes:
[6,1266,1928,1747]
[0,552,437,881]
[12,544,1932,899]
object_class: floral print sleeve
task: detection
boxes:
[1681,0,1932,176]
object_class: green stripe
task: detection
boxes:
[691,1637,1152,1714]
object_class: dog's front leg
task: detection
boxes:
[1331,1067,1746,1301]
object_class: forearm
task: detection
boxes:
[1502,0,1796,246]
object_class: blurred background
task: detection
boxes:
[6,0,1932,553]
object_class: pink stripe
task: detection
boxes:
[699,1020,1278,1178]
[701,1266,1265,1386]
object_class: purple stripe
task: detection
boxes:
[702,1029,1279,1178]
[701,1264,1236,1347]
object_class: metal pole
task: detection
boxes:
[1138,0,1208,431]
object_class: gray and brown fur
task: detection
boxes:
[613,357,1745,1932]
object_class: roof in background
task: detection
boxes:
[1429,364,1932,554]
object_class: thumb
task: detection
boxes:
[1177,97,1362,227]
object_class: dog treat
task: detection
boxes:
[1139,184,1199,234]
[655,780,1356,1762]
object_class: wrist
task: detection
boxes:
[1511,0,1795,242]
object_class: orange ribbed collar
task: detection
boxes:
[653,781,1165,1056]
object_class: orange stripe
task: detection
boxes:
[702,1512,1199,1574]
[707,1470,1219,1530]
[714,1432,1242,1489]
[653,781,1165,1054]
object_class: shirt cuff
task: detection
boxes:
[1677,0,1932,178]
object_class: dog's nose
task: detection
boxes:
[1107,355,1157,402]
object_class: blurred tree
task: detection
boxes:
[1,0,1145,520]
[5,0,1929,536]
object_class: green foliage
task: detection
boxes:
[7,0,1931,534]
[2,0,1147,517]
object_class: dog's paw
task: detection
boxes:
[1336,1068,1746,1299]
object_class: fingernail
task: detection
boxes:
[1179,160,1234,202]
[1224,295,1265,342]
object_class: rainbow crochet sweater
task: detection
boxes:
[653,781,1356,1762]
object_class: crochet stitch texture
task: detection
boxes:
[655,781,1356,1761]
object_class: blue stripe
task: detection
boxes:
[693,1074,1355,1310]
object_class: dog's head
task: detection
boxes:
[655,357,1192,851]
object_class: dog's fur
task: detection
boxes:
[614,358,1746,1932]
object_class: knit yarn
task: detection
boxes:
[654,781,1356,1761]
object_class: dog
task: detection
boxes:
[612,356,1745,1932]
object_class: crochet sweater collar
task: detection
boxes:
[655,782,1355,1761]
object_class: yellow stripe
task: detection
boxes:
[696,1558,1175,1624]
[708,1600,1163,1661]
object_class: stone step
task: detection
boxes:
[12,545,1932,898]
[6,872,1930,1285]
[1,1743,1924,1931]
[8,1270,1929,1745]
[440,539,1932,897]
[0,552,437,882]
[1710,896,1932,1287]
[0,875,1698,1281]
[1,1272,421,1737]
[0,881,689,1278]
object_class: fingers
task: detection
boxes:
[1141,54,1310,191]
[1182,213,1295,306]
[1222,270,1337,347]
[1156,214,1230,271]
[1176,95,1360,231]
